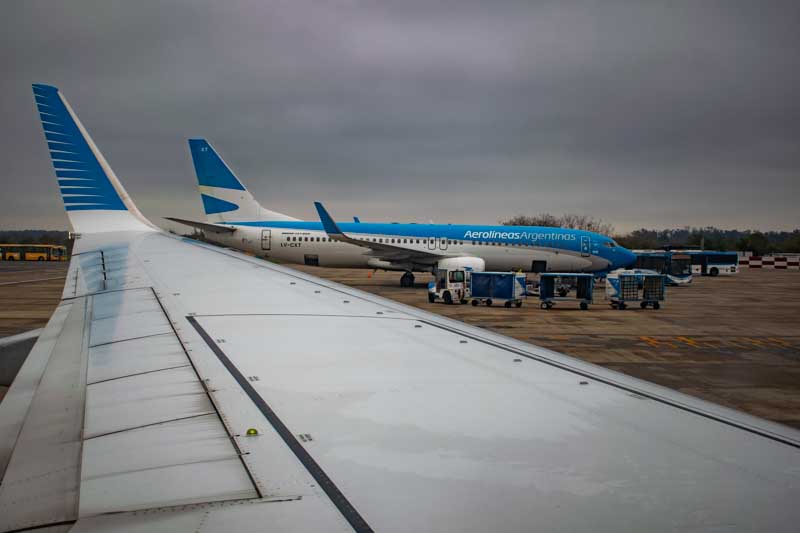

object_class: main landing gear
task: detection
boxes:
[400,272,415,288]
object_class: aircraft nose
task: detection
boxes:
[619,248,637,269]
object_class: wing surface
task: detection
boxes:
[1,86,799,532]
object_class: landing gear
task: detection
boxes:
[400,271,415,288]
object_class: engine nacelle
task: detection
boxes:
[436,256,486,272]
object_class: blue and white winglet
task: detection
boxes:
[32,84,156,234]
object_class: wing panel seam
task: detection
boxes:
[420,319,800,449]
[148,288,264,499]
[186,316,374,533]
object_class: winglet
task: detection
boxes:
[32,84,155,233]
[314,202,344,237]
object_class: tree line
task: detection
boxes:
[0,230,70,245]
[500,215,800,255]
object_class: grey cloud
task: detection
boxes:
[1,0,798,231]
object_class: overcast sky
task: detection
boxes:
[1,0,798,233]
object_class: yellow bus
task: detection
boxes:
[0,244,68,261]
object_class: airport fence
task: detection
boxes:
[739,256,800,269]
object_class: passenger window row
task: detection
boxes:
[287,236,330,242]
[283,236,531,247]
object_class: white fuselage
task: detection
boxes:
[204,226,611,272]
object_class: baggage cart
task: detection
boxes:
[538,273,595,310]
[605,269,665,310]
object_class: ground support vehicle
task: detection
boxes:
[428,269,527,307]
[538,273,595,310]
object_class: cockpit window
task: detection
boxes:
[603,241,617,248]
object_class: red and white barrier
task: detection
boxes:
[739,256,800,269]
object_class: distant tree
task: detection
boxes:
[501,213,615,236]
[614,229,659,250]
[501,213,561,228]
[783,232,800,253]
[741,232,772,256]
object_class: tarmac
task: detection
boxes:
[1,260,798,429]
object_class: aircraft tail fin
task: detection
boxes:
[188,139,299,223]
[32,84,156,234]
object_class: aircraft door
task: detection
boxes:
[439,237,448,250]
[261,229,271,250]
[580,236,591,257]
[428,237,437,250]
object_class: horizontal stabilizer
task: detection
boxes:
[165,217,236,234]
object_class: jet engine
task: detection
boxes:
[436,257,486,272]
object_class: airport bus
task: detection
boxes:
[0,244,68,261]
[683,250,739,276]
[633,250,692,285]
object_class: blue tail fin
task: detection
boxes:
[187,139,298,222]
[188,139,247,191]
[32,84,153,233]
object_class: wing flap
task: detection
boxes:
[0,297,88,530]
[84,366,212,438]
[80,415,255,516]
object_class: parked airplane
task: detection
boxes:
[168,140,636,286]
[3,83,798,532]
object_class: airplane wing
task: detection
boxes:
[314,202,447,264]
[2,84,800,532]
[164,216,237,234]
